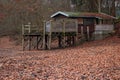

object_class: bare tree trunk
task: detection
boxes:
[111,0,116,17]
[98,0,101,13]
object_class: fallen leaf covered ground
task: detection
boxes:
[0,36,120,80]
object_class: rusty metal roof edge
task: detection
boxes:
[99,12,117,19]
[51,11,117,19]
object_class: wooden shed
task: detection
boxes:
[22,11,116,50]
[51,11,116,40]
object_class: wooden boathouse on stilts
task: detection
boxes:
[22,11,116,50]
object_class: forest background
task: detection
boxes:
[0,0,119,37]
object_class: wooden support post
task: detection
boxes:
[70,36,72,46]
[66,36,69,46]
[72,36,75,45]
[22,36,25,51]
[87,26,90,41]
[28,23,31,50]
[58,35,62,48]
[80,26,84,42]
[36,36,39,50]
[45,35,48,49]
[63,20,66,48]
[81,26,84,37]
[75,20,78,45]
[29,36,32,50]
[43,21,46,49]
[27,36,31,50]
[22,24,24,51]
[48,20,52,50]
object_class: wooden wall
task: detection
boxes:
[77,18,95,33]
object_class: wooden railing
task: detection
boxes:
[95,24,114,31]
[45,19,78,33]
[22,22,40,35]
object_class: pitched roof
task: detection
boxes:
[51,11,116,19]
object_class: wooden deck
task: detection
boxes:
[22,19,91,50]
